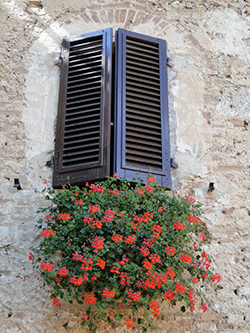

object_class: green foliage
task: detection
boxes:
[32,174,220,331]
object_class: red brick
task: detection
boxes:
[124,10,136,29]
[222,207,235,216]
[0,110,21,116]
[13,68,28,74]
[70,10,79,15]
[214,165,245,172]
[158,21,169,29]
[142,13,153,24]
[202,112,211,119]
[103,3,130,9]
[107,9,114,23]
[87,5,102,11]
[134,4,148,11]
[153,16,161,25]
[115,9,120,23]
[133,11,145,26]
[80,12,91,23]
[99,10,108,23]
[229,119,245,127]
[120,9,127,23]
[91,11,101,23]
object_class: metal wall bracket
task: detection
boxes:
[208,182,215,192]
[14,178,21,190]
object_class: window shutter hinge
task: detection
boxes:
[167,57,173,68]
[54,57,62,67]
[60,47,67,68]
[46,155,54,167]
[170,157,178,169]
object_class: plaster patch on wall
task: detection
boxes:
[172,73,211,182]
[22,30,61,163]
[174,151,207,179]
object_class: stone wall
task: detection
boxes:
[0,0,250,332]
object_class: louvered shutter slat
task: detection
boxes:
[114,29,171,187]
[53,28,112,188]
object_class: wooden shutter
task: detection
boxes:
[53,28,112,188]
[114,29,171,187]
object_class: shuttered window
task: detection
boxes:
[53,28,171,188]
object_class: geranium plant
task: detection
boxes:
[31,174,221,332]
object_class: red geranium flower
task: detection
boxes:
[180,253,192,264]
[149,253,161,263]
[29,252,34,261]
[165,246,176,256]
[124,234,136,244]
[175,282,186,294]
[52,296,60,307]
[70,276,83,286]
[164,289,175,301]
[41,229,56,237]
[102,288,116,298]
[200,232,206,241]
[139,246,149,257]
[57,267,69,277]
[167,268,176,280]
[84,294,97,304]
[40,262,53,271]
[124,318,133,328]
[58,213,71,220]
[187,214,199,224]
[96,259,106,269]
[88,205,101,213]
[152,224,162,233]
[173,222,185,230]
[201,303,208,313]
[111,234,123,242]
[211,273,221,283]
[147,176,157,183]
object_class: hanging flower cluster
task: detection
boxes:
[32,174,221,332]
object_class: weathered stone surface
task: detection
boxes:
[0,0,250,332]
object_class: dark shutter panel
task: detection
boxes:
[53,28,112,188]
[114,29,171,187]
